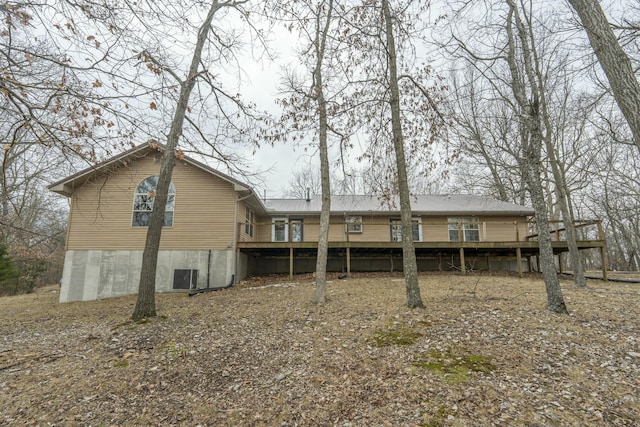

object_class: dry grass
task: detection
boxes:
[1,272,639,426]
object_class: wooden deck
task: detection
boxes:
[236,220,607,279]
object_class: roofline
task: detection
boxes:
[48,143,150,196]
[263,210,535,216]
[48,141,267,211]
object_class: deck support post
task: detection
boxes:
[238,219,607,279]
[289,247,293,280]
[558,252,563,274]
[600,246,608,281]
[597,221,608,281]
[516,247,523,278]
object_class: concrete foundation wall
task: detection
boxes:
[235,251,249,283]
[60,249,234,302]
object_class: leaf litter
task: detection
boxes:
[0,272,639,426]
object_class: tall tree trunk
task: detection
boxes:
[505,0,567,313]
[561,167,588,279]
[134,146,175,319]
[0,165,8,217]
[312,0,333,305]
[546,147,586,287]
[382,0,424,309]
[133,1,223,320]
[522,150,567,313]
[527,11,586,287]
[567,0,640,151]
[515,0,586,287]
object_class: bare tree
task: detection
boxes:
[131,0,266,320]
[0,1,139,291]
[381,0,423,308]
[579,129,640,271]
[441,0,581,311]
[510,6,587,287]
[567,0,640,151]
[282,167,322,199]
[310,0,335,304]
[0,151,67,294]
[0,1,186,163]
[269,0,345,304]
[448,67,527,203]
[341,0,448,307]
[447,4,592,288]
[276,0,447,307]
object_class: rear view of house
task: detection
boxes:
[245,195,535,275]
[50,143,606,302]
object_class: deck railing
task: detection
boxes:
[237,219,605,244]
[526,219,605,242]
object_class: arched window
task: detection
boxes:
[132,176,176,227]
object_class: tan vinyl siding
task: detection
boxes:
[483,216,530,241]
[66,156,237,250]
[327,216,347,241]
[298,217,353,242]
[344,216,390,242]
[422,216,449,241]
[250,214,530,243]
[255,216,272,242]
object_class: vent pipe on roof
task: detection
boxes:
[306,187,311,202]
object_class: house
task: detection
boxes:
[49,143,606,302]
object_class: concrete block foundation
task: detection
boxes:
[59,249,237,302]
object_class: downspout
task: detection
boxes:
[232,194,238,284]
[60,191,75,291]
[64,187,75,252]
[190,193,248,297]
[206,249,211,289]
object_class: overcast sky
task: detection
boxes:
[126,0,629,200]
[228,25,340,199]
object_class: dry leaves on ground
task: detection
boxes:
[1,272,639,426]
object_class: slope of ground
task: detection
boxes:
[1,273,639,426]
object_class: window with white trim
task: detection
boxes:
[390,217,422,242]
[448,217,480,242]
[244,207,254,237]
[291,219,303,242]
[345,216,362,233]
[272,218,288,242]
[132,176,175,227]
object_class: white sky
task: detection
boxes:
[226,23,341,199]
[87,0,628,199]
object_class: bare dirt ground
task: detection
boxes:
[1,272,639,426]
